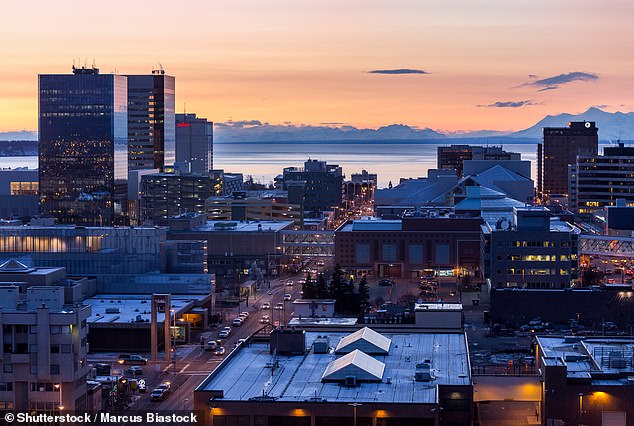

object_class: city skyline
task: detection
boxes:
[2,0,634,133]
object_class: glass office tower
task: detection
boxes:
[127,71,175,171]
[38,66,128,226]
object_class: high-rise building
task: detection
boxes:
[282,159,343,213]
[140,165,212,226]
[126,70,175,171]
[176,113,213,174]
[539,121,598,199]
[570,143,634,215]
[39,66,128,226]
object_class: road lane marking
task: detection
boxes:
[179,363,190,373]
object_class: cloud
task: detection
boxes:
[368,69,429,75]
[478,100,536,108]
[528,74,538,79]
[591,104,609,109]
[215,120,263,128]
[320,122,348,126]
[522,71,598,91]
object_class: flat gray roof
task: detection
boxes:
[199,331,470,404]
[195,220,294,232]
[537,336,634,382]
[415,303,463,311]
[85,294,208,324]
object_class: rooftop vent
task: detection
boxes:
[105,308,120,314]
[313,336,329,354]
[415,362,434,382]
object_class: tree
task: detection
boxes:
[315,274,329,299]
[302,272,316,299]
[329,264,346,313]
[343,276,357,314]
[357,275,370,314]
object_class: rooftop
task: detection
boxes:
[85,294,208,325]
[537,336,634,384]
[198,331,471,404]
[193,220,294,233]
[414,302,463,311]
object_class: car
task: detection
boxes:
[283,294,292,301]
[297,279,306,285]
[232,318,243,327]
[267,290,273,295]
[286,280,294,286]
[378,279,393,286]
[261,302,270,310]
[151,389,167,401]
[127,366,143,375]
[156,382,171,394]
[449,290,457,297]
[118,354,148,365]
[218,329,231,338]
[260,315,270,324]
[94,363,111,376]
[215,347,226,356]
[240,311,250,319]
[274,302,284,310]
[205,340,218,351]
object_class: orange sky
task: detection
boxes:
[1,0,634,132]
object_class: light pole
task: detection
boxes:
[171,309,177,383]
[348,403,362,426]
[54,383,63,411]
[578,393,584,426]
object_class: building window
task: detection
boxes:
[61,344,71,353]
[50,344,60,354]
[50,326,60,335]
[30,365,37,375]
[3,365,12,373]
[0,382,13,392]
[50,365,60,375]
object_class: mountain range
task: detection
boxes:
[2,108,634,143]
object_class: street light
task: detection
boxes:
[171,309,177,382]
[348,403,362,426]
[578,393,584,426]
[54,383,63,411]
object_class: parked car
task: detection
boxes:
[261,302,270,310]
[218,328,231,338]
[232,317,244,327]
[94,363,111,376]
[274,302,284,310]
[284,294,292,301]
[215,347,226,356]
[240,311,250,319]
[156,382,171,394]
[378,279,393,286]
[127,366,143,375]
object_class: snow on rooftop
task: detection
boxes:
[335,327,391,355]
[322,349,385,382]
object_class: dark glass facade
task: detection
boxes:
[38,69,128,225]
[127,73,175,171]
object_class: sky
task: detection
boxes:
[1,0,634,133]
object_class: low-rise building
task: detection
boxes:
[206,190,303,228]
[194,328,472,426]
[335,215,482,278]
[0,168,38,220]
[537,336,634,426]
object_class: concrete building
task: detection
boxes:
[605,204,634,236]
[176,113,213,174]
[39,65,128,226]
[0,285,91,412]
[194,328,472,426]
[437,145,521,177]
[140,165,211,226]
[205,191,303,228]
[537,336,634,426]
[482,207,581,289]
[0,168,39,219]
[126,71,176,171]
[335,215,482,278]
[85,293,212,351]
[282,159,343,214]
[538,121,598,199]
[167,214,294,282]
[570,143,634,216]
[344,169,377,208]
[127,168,159,225]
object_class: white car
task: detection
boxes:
[260,315,270,324]
[274,302,284,310]
[284,294,292,301]
[240,312,250,319]
[232,318,243,327]
[286,280,294,286]
[261,303,270,310]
